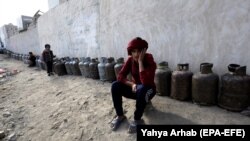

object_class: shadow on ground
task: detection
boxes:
[144,103,196,125]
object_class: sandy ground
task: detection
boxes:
[0,54,250,141]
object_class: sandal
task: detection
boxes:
[128,119,144,134]
[110,116,126,131]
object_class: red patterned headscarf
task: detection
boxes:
[127,37,148,55]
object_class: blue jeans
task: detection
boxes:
[111,81,156,120]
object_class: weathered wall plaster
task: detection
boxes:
[5,0,250,75]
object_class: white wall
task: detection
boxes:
[8,27,40,55]
[48,0,59,10]
[98,0,250,75]
[5,0,250,75]
[38,0,99,58]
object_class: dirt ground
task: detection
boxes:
[0,54,250,141]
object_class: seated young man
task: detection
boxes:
[110,37,157,134]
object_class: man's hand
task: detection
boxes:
[138,48,146,62]
[132,84,137,93]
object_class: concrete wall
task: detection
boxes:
[48,0,59,10]
[38,0,99,58]
[8,27,40,55]
[5,0,250,75]
[98,0,250,75]
[59,0,69,4]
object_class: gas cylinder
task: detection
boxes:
[114,57,124,80]
[154,61,172,96]
[218,64,250,111]
[170,63,193,101]
[192,63,219,105]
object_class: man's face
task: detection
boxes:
[131,49,141,62]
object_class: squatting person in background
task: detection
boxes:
[28,52,36,67]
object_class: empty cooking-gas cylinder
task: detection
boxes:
[78,57,87,76]
[89,58,99,79]
[154,61,172,96]
[114,57,124,80]
[105,57,116,82]
[71,58,81,75]
[98,57,107,81]
[218,64,250,112]
[54,58,67,76]
[35,55,40,68]
[192,63,219,105]
[83,57,91,78]
[65,58,73,75]
[170,63,193,101]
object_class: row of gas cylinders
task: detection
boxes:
[3,50,125,82]
[3,50,30,62]
[38,56,125,83]
[4,51,250,112]
[154,62,250,112]
[3,50,36,65]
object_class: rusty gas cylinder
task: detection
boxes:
[218,64,250,112]
[154,61,172,96]
[54,58,67,76]
[192,63,219,105]
[170,63,193,101]
[89,58,99,79]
